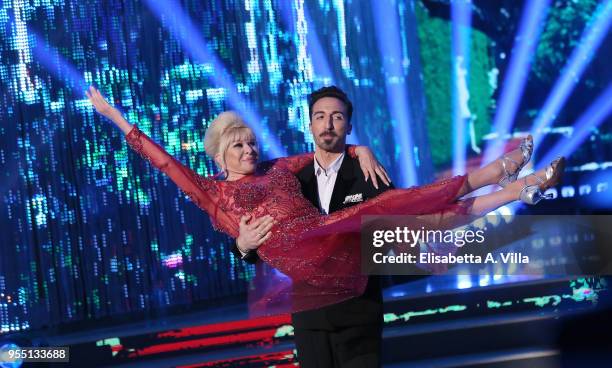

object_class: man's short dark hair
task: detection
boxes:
[307,86,353,123]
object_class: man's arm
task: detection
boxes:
[230,243,259,264]
[230,215,275,264]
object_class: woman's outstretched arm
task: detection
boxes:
[86,86,220,217]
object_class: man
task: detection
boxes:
[230,86,392,367]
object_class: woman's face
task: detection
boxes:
[219,132,259,180]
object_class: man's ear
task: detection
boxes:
[347,123,352,135]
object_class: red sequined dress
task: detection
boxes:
[125,126,472,313]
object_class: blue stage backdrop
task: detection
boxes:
[0,0,610,334]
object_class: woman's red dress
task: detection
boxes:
[125,126,472,313]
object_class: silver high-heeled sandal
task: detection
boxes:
[519,157,565,205]
[499,135,533,187]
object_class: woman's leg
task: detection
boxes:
[461,160,561,215]
[456,163,502,199]
[456,140,531,198]
[461,186,516,216]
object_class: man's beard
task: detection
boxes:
[317,134,342,151]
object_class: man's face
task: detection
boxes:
[309,97,352,152]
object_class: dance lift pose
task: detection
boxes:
[86,86,565,313]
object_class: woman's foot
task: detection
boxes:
[507,157,565,205]
[497,135,533,187]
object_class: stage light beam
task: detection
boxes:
[371,0,418,186]
[538,82,612,168]
[530,0,612,150]
[143,0,286,157]
[31,32,87,94]
[483,0,551,166]
[451,0,472,175]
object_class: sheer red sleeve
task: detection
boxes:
[262,152,314,174]
[124,125,220,218]
[264,144,361,174]
[261,145,360,174]
[346,144,357,158]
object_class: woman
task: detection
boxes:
[87,86,564,313]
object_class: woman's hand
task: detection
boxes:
[86,86,133,135]
[86,86,120,119]
[355,146,392,189]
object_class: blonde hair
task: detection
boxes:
[204,111,256,171]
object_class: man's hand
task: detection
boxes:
[354,146,392,189]
[236,214,275,255]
